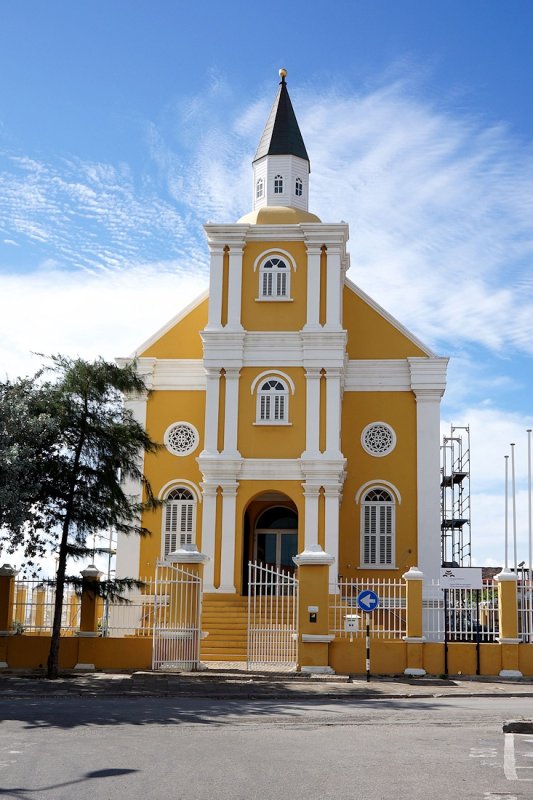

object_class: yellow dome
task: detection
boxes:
[237,206,321,224]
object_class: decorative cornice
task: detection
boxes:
[402,567,424,581]
[496,568,518,583]
[293,544,335,566]
[167,545,209,564]
[81,565,104,580]
[408,357,448,397]
[0,564,18,577]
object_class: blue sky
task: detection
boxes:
[1,1,533,567]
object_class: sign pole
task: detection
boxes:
[356,589,379,682]
[444,588,449,676]
[475,588,481,676]
[366,613,370,683]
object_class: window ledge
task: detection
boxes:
[253,422,293,427]
[357,566,399,570]
[255,297,294,303]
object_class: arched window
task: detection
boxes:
[257,378,289,424]
[295,177,303,197]
[162,486,196,557]
[256,177,264,199]
[360,488,395,566]
[274,174,283,194]
[260,256,289,298]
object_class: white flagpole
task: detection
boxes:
[511,443,517,576]
[527,428,533,642]
[527,428,533,581]
[505,454,509,570]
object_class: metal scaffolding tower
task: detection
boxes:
[441,424,471,567]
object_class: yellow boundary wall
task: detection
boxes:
[3,635,533,676]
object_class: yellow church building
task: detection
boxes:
[115,70,448,672]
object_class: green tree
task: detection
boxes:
[0,356,161,678]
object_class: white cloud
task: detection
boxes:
[0,265,208,379]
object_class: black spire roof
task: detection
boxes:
[253,71,310,167]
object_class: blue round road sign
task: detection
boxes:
[357,589,380,612]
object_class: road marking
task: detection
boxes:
[504,734,518,780]
[470,746,498,760]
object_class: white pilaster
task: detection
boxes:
[414,391,442,586]
[223,368,241,457]
[200,483,218,592]
[303,367,321,457]
[325,368,342,458]
[218,482,238,593]
[324,246,342,330]
[304,245,322,330]
[202,367,221,455]
[303,485,320,549]
[226,244,244,331]
[409,357,448,590]
[115,360,155,579]
[324,487,341,587]
[206,245,225,331]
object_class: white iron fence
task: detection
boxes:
[330,578,406,639]
[152,561,203,671]
[518,580,533,643]
[424,581,499,642]
[247,561,298,670]
[11,580,80,635]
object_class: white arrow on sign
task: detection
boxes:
[359,593,374,609]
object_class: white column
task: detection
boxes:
[324,487,341,588]
[325,368,342,458]
[202,367,221,455]
[200,483,218,592]
[304,245,322,330]
[324,246,342,330]
[303,485,320,549]
[414,390,443,587]
[206,245,225,330]
[223,368,241,457]
[218,482,238,593]
[115,373,153,579]
[303,367,321,457]
[226,244,244,331]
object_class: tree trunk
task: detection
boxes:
[46,409,87,679]
[46,518,69,679]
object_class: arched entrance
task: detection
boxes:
[254,506,298,573]
[242,494,298,594]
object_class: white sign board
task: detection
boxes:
[440,567,483,590]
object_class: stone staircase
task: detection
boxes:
[200,594,249,662]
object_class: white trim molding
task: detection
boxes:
[158,478,203,504]
[253,247,297,272]
[250,369,296,395]
[355,480,402,505]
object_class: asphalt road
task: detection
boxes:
[1,695,532,799]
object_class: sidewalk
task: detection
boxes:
[2,668,533,700]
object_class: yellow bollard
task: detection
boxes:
[497,568,522,678]
[293,545,335,674]
[402,567,426,677]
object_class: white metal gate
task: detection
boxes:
[247,561,298,671]
[152,560,202,671]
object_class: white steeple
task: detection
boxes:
[252,69,310,213]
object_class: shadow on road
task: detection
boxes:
[0,768,139,799]
[0,691,450,731]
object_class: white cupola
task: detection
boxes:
[252,69,310,213]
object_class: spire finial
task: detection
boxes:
[279,67,287,84]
